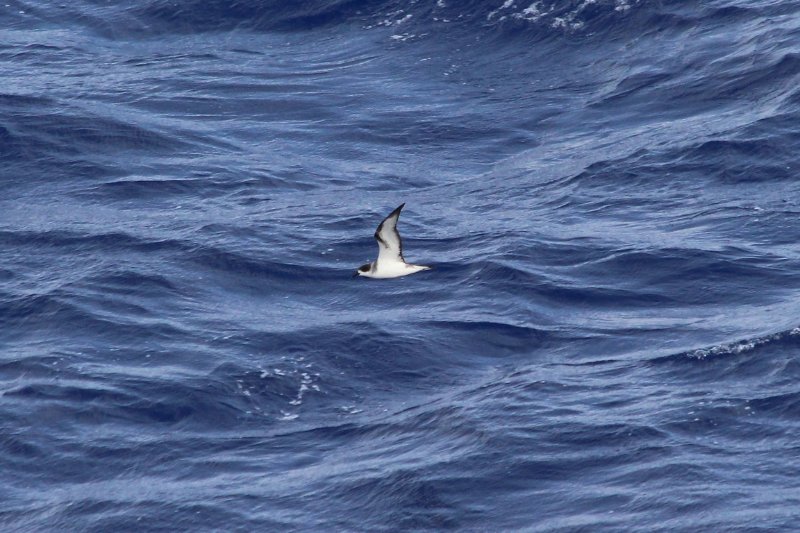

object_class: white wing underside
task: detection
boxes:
[375,204,405,267]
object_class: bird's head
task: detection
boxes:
[353,263,372,278]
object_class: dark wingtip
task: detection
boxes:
[383,203,405,220]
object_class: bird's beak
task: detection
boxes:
[352,271,359,278]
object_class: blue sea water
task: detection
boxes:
[2,0,800,530]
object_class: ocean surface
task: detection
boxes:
[2,1,800,531]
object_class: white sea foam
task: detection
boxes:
[688,327,800,359]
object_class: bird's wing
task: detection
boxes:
[374,203,405,265]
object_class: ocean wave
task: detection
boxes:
[1,354,319,428]
[683,327,800,361]
[7,0,769,40]
[647,326,800,376]
[0,103,186,160]
[0,291,188,344]
[0,228,183,252]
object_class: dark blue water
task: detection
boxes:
[3,1,800,530]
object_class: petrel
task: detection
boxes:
[354,203,431,279]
